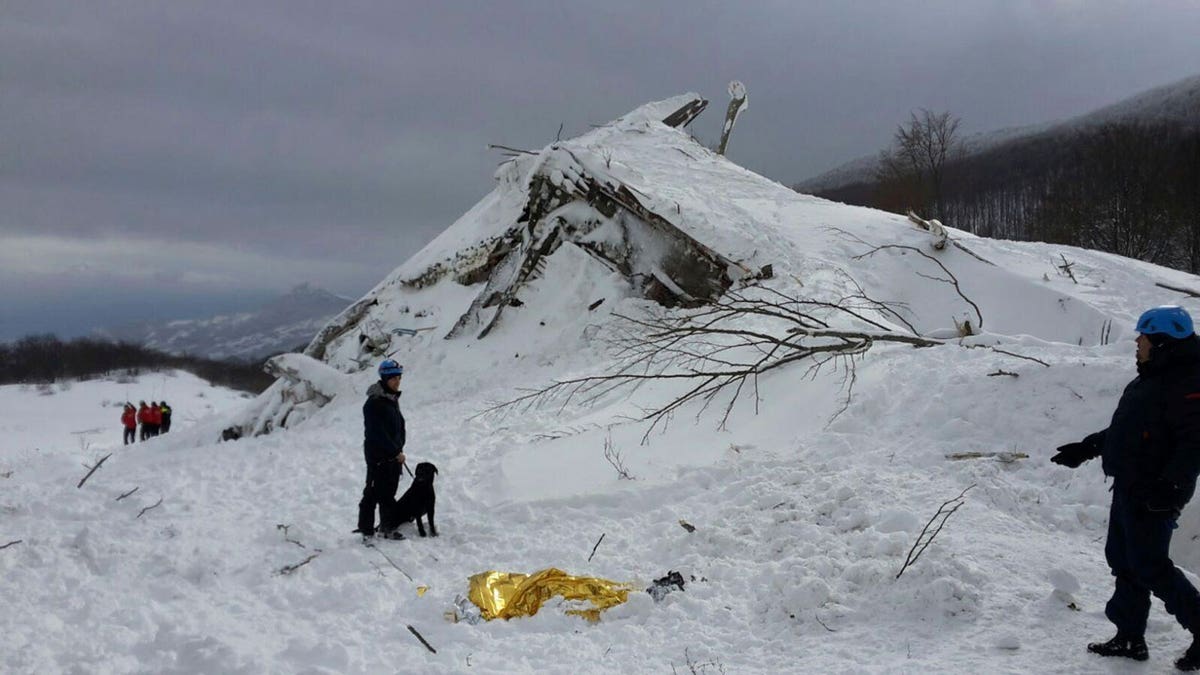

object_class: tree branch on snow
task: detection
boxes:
[849,242,984,333]
[277,552,321,576]
[1057,254,1079,283]
[895,484,975,579]
[367,545,414,582]
[1156,281,1200,298]
[77,453,112,489]
[480,283,897,442]
[407,625,437,654]
[603,435,634,479]
[483,277,1044,441]
[136,497,163,519]
[587,533,606,562]
[115,487,140,501]
[276,524,307,549]
[680,647,727,675]
[964,344,1049,368]
[0,540,22,551]
[945,451,1027,463]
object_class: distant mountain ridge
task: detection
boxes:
[797,73,1200,193]
[95,284,352,361]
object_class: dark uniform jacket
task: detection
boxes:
[1085,336,1200,508]
[363,382,406,465]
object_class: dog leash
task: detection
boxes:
[401,459,414,477]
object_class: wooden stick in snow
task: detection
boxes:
[1156,281,1200,298]
[407,625,437,654]
[587,533,606,563]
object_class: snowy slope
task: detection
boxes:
[5,96,1200,674]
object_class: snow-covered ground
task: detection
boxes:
[6,97,1200,674]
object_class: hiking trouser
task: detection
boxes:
[1105,487,1200,636]
[357,459,401,534]
[123,428,135,445]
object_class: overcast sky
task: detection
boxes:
[3,1,1199,340]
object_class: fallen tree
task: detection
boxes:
[483,279,1045,441]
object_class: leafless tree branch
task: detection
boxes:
[115,486,140,501]
[367,544,414,581]
[851,243,984,332]
[896,484,975,579]
[77,453,112,489]
[0,539,22,551]
[603,436,634,479]
[276,523,306,549]
[136,497,163,519]
[482,275,1041,442]
[277,552,321,576]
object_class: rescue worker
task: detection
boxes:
[1053,306,1200,670]
[121,403,137,445]
[149,402,162,437]
[160,400,172,434]
[355,359,406,539]
[137,401,150,441]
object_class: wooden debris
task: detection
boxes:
[945,451,1028,463]
[407,625,437,654]
[77,453,112,489]
[587,533,606,563]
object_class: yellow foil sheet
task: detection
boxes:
[468,568,633,622]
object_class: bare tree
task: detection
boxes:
[877,109,962,219]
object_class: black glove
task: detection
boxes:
[1051,441,1099,468]
[1136,479,1184,517]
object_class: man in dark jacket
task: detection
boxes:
[355,359,407,539]
[159,401,172,434]
[1053,305,1200,670]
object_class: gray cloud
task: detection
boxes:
[3,0,1199,337]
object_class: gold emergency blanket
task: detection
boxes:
[468,568,633,622]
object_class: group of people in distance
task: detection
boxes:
[120,400,173,444]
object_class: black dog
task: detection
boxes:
[385,462,438,537]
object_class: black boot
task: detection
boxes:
[1177,635,1200,671]
[1087,633,1148,661]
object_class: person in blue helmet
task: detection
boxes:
[354,359,407,540]
[1053,306,1200,670]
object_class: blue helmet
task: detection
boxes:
[378,359,404,378]
[1135,306,1194,339]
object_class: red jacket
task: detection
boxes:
[137,406,149,424]
[149,406,162,425]
[122,409,136,429]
